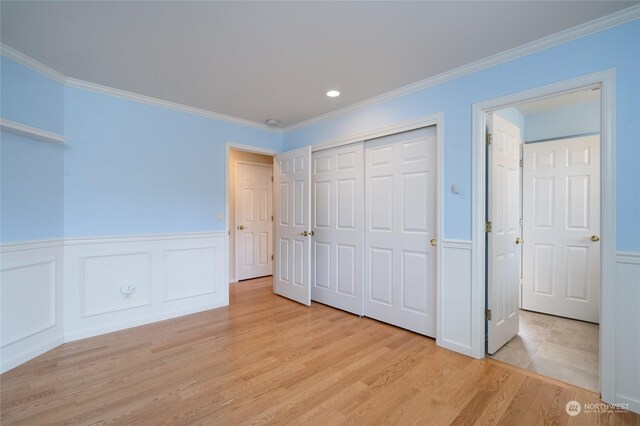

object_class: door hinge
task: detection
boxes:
[485,221,492,233]
[271,215,274,221]
[271,254,274,260]
[485,309,492,321]
[519,159,523,167]
[486,133,493,145]
[519,218,523,227]
[271,176,274,182]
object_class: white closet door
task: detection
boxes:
[487,113,522,355]
[364,127,437,337]
[311,143,364,315]
[236,163,273,280]
[522,135,600,323]
[274,146,312,306]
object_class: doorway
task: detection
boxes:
[485,87,602,392]
[228,147,275,283]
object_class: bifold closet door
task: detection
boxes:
[311,143,364,315]
[364,127,437,337]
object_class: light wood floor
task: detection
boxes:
[1,277,637,425]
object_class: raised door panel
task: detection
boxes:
[311,143,363,315]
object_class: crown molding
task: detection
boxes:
[284,5,640,132]
[0,43,67,84]
[64,78,282,133]
[2,5,638,135]
[1,43,281,134]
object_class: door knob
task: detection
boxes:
[309,231,315,236]
[430,239,437,247]
[300,231,309,237]
[238,225,246,230]
[515,237,524,245]
[591,235,600,242]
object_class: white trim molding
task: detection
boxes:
[3,5,639,135]
[0,43,67,84]
[0,231,229,372]
[471,70,617,402]
[65,78,281,134]
[1,43,280,134]
[0,118,65,144]
[614,251,640,413]
[284,5,640,132]
[0,240,64,373]
[438,240,473,356]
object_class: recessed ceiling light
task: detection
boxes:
[326,90,340,98]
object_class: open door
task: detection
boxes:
[522,135,601,323]
[487,113,522,354]
[274,146,312,305]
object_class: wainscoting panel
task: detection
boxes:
[81,251,151,317]
[64,232,227,342]
[0,240,64,373]
[615,252,640,413]
[165,246,217,302]
[438,239,473,356]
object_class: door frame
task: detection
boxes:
[234,159,274,281]
[471,70,616,400]
[225,142,277,286]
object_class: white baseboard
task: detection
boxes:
[64,300,227,343]
[0,336,64,374]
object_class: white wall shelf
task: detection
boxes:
[0,118,65,144]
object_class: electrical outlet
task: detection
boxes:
[120,284,136,298]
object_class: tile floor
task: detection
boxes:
[490,309,599,392]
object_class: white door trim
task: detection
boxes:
[471,69,616,402]
[225,142,277,284]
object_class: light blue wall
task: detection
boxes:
[1,56,64,134]
[524,100,600,142]
[1,57,65,243]
[284,20,640,251]
[63,87,282,238]
[1,132,65,242]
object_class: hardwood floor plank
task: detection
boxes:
[1,277,637,425]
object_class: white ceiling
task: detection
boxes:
[1,1,636,128]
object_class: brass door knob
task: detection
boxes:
[309,231,315,236]
[430,239,437,247]
[300,231,309,237]
[515,237,524,245]
[591,235,600,242]
[238,225,246,230]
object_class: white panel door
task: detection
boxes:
[274,146,312,305]
[311,143,364,315]
[236,163,273,280]
[487,113,522,355]
[522,135,600,323]
[364,127,437,337]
